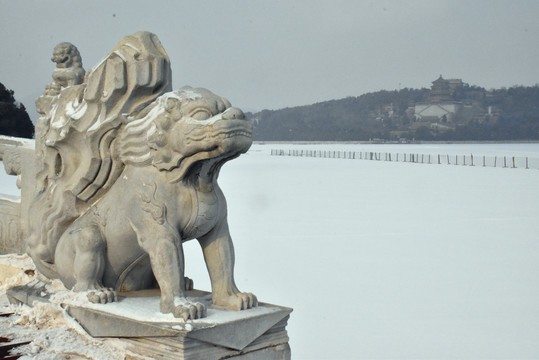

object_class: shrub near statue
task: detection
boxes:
[28,32,256,320]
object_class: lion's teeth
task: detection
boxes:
[222,130,251,139]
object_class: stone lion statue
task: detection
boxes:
[36,42,86,116]
[50,42,85,88]
[27,32,256,320]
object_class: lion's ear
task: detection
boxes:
[165,98,180,114]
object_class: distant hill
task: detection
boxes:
[249,78,539,141]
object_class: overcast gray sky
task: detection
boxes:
[1,0,538,122]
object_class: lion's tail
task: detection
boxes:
[26,242,59,279]
[33,259,58,279]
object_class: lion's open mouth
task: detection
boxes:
[219,129,252,139]
[177,127,252,182]
[186,128,252,142]
[187,129,253,142]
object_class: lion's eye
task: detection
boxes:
[190,109,212,121]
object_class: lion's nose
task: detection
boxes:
[222,107,245,120]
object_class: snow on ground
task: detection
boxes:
[1,143,539,359]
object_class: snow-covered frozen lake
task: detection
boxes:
[1,142,539,359]
[197,143,539,359]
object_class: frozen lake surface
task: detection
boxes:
[1,143,539,359]
[193,143,539,359]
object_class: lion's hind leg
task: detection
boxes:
[56,223,117,304]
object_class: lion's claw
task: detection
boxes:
[162,296,206,320]
[239,292,258,310]
[87,288,118,304]
[172,301,206,321]
[214,292,258,310]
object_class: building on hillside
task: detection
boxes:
[413,75,464,127]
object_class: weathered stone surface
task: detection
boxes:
[65,306,182,337]
[121,327,291,360]
[0,135,35,254]
[0,198,21,254]
[6,279,51,305]
[74,306,292,360]
[7,284,292,359]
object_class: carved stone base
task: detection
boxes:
[7,284,292,360]
[118,316,291,360]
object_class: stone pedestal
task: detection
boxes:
[8,284,292,360]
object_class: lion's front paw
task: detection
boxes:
[87,289,118,304]
[173,302,206,321]
[162,297,207,321]
[214,292,258,311]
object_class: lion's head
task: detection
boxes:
[119,86,252,180]
[51,42,83,69]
